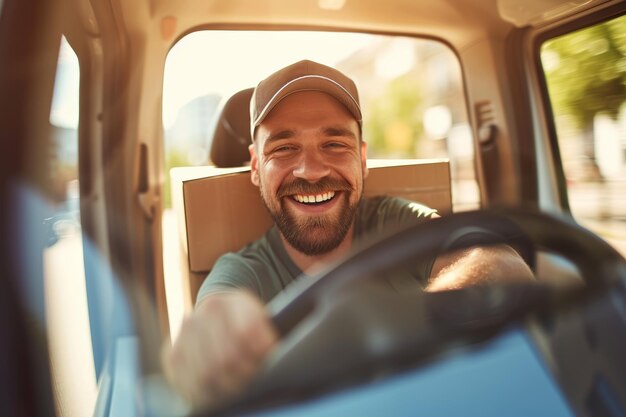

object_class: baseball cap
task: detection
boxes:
[250,60,362,139]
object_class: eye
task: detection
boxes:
[270,144,298,155]
[324,141,348,150]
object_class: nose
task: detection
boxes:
[292,148,331,182]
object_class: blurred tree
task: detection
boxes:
[542,15,626,179]
[365,75,424,157]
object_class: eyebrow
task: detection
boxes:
[322,126,358,140]
[265,129,296,144]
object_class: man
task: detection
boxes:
[162,60,533,409]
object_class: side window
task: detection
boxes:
[541,15,626,257]
[44,36,98,417]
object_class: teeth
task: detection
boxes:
[294,191,336,204]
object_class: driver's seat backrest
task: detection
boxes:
[209,87,253,167]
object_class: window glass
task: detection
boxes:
[162,30,478,334]
[541,15,626,257]
[44,36,98,417]
[162,30,478,211]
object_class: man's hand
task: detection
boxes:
[426,244,534,292]
[161,290,278,409]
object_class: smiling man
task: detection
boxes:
[253,90,363,266]
[162,60,534,409]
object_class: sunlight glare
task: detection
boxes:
[163,31,375,129]
[50,37,80,129]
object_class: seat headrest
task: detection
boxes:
[210,88,254,167]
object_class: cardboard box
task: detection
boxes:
[171,159,451,274]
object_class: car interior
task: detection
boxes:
[1,0,625,416]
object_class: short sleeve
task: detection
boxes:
[356,196,437,237]
[195,253,264,307]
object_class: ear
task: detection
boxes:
[360,140,369,179]
[249,143,260,187]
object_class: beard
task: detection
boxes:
[260,176,361,256]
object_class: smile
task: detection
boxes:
[292,191,336,204]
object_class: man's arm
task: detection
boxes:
[161,290,278,409]
[426,244,534,291]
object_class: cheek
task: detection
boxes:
[343,158,366,184]
[259,161,289,191]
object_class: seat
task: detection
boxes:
[209,87,254,167]
[170,89,453,311]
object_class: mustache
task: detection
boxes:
[277,177,353,198]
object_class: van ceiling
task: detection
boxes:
[82,0,608,51]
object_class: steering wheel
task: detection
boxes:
[213,208,626,414]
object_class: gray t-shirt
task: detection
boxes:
[196,196,437,304]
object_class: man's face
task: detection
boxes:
[250,90,368,256]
